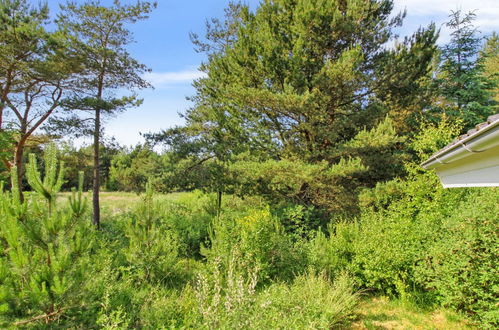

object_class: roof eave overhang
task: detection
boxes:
[421,119,499,170]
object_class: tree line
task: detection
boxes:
[1,0,498,224]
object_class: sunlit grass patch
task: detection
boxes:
[57,191,188,215]
[350,296,474,329]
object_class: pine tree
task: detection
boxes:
[0,145,92,326]
[26,144,64,213]
[156,0,437,214]
[0,1,79,200]
[437,10,496,130]
[68,171,88,220]
[124,180,179,284]
[56,0,156,227]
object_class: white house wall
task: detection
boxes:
[435,144,499,188]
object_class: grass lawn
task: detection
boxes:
[350,296,474,329]
[57,191,188,215]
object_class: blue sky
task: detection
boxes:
[46,0,499,147]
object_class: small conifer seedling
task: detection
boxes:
[26,144,65,212]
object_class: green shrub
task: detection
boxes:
[415,189,499,327]
[307,172,498,327]
[138,285,200,328]
[92,265,148,328]
[124,218,181,285]
[123,183,183,285]
[307,213,427,297]
[349,212,430,296]
[202,208,306,284]
[273,203,325,240]
[160,192,213,259]
[354,165,498,327]
[307,222,359,281]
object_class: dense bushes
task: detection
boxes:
[415,190,499,325]
[202,208,307,284]
[71,192,359,328]
[108,145,164,192]
[303,121,498,327]
[306,171,498,327]
[0,149,360,327]
[0,131,497,328]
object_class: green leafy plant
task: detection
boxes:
[202,207,306,284]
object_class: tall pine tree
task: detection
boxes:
[0,0,78,199]
[56,0,155,227]
[437,10,496,130]
[155,0,438,214]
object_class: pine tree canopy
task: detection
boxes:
[150,0,439,213]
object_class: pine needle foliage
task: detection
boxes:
[6,166,27,220]
[0,145,93,327]
[68,171,88,220]
[436,10,496,130]
[26,144,65,212]
[124,181,181,285]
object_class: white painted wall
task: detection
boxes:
[434,144,499,188]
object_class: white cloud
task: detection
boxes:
[143,69,207,88]
[475,17,499,30]
[393,0,499,44]
[394,0,499,17]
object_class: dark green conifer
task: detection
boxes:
[437,10,496,130]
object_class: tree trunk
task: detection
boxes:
[0,104,4,130]
[13,139,25,202]
[92,108,100,228]
[216,189,223,218]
